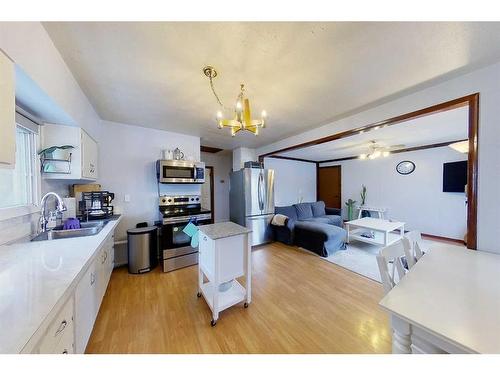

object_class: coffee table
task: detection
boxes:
[345,217,405,247]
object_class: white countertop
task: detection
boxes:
[198,221,252,240]
[380,244,500,353]
[0,217,121,353]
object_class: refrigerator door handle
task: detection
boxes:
[258,172,265,211]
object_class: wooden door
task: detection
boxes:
[317,166,341,208]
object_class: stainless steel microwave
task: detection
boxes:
[156,160,205,184]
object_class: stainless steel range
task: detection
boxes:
[159,195,212,272]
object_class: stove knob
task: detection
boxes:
[161,198,166,203]
[190,198,194,201]
[196,198,199,201]
[167,199,172,203]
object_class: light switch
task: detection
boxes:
[124,194,131,202]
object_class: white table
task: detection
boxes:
[380,245,500,353]
[345,217,405,247]
[197,222,252,327]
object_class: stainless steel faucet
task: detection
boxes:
[39,192,67,233]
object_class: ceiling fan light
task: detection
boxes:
[216,110,223,119]
[382,151,390,157]
[373,150,381,158]
[449,140,469,153]
[359,154,367,160]
[261,110,267,118]
[236,101,242,111]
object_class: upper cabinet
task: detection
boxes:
[0,51,16,168]
[41,124,99,180]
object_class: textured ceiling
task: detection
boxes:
[277,105,468,161]
[43,22,500,149]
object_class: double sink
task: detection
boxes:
[31,220,108,242]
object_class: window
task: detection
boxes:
[0,121,39,213]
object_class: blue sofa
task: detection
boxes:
[272,201,347,257]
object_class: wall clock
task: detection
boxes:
[396,161,416,175]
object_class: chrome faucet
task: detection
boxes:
[39,192,67,233]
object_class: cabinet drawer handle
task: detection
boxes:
[62,349,68,354]
[55,320,67,336]
[91,272,96,285]
[203,236,207,241]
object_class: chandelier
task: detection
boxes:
[203,66,267,136]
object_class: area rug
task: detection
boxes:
[320,239,439,283]
[323,241,383,282]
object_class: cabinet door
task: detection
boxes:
[74,260,99,353]
[0,51,15,167]
[81,130,98,179]
[199,232,215,281]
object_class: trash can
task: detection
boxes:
[127,226,159,274]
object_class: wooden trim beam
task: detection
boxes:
[258,95,472,159]
[317,139,468,164]
[265,155,317,164]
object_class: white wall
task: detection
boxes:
[323,147,467,239]
[232,147,256,171]
[98,120,200,240]
[257,62,500,253]
[264,158,317,206]
[201,151,233,222]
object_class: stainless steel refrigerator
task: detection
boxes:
[230,167,275,246]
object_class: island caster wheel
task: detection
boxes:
[211,319,217,327]
[244,302,249,308]
[197,292,201,298]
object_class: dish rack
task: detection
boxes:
[79,191,114,220]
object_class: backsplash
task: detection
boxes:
[0,212,39,246]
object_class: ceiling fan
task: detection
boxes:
[359,141,406,160]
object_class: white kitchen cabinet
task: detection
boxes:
[74,257,100,353]
[97,232,115,303]
[33,297,75,354]
[41,124,98,180]
[74,231,114,354]
[0,50,16,168]
[81,129,98,179]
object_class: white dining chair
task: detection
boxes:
[402,231,426,269]
[376,240,406,294]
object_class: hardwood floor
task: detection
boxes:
[86,242,392,354]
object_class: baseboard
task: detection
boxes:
[421,233,465,245]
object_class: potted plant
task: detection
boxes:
[345,199,356,221]
[360,185,371,217]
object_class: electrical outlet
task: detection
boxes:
[124,194,131,202]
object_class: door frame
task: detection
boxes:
[316,165,342,209]
[259,93,479,250]
[205,166,215,223]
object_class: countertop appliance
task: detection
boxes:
[156,159,205,184]
[158,195,212,272]
[127,226,159,274]
[78,191,114,220]
[229,166,275,246]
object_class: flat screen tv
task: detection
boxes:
[443,160,467,193]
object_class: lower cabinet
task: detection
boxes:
[75,232,115,353]
[74,257,100,353]
[33,297,75,354]
[29,230,115,354]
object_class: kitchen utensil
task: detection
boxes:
[173,148,184,160]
